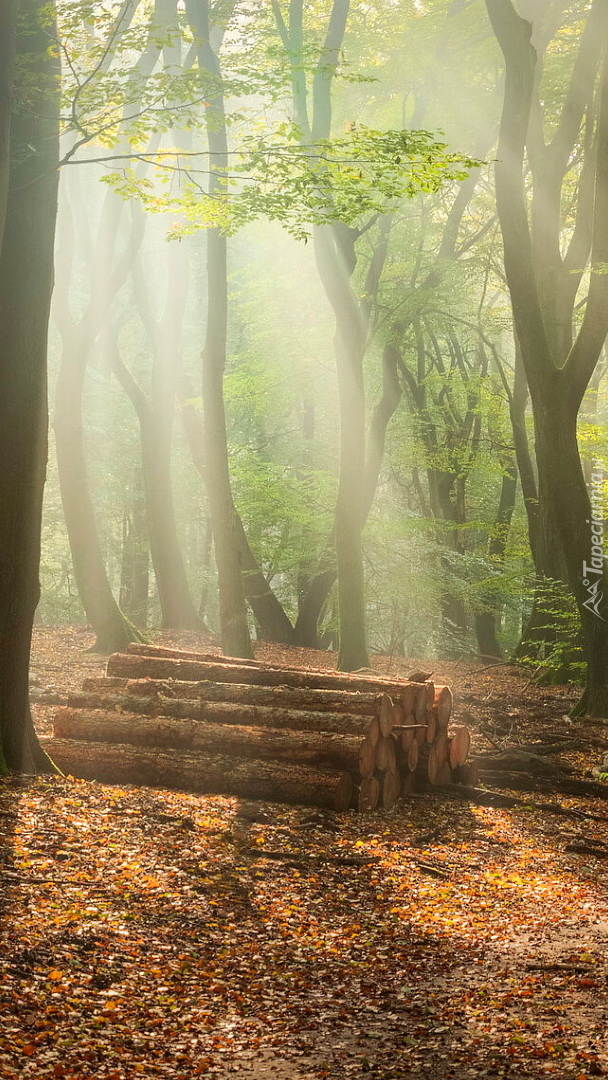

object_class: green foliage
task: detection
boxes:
[100,122,480,240]
[518,578,586,686]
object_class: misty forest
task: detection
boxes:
[4,2,608,1078]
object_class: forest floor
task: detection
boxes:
[3,626,608,1079]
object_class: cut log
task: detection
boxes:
[359,737,377,780]
[402,683,415,717]
[106,652,412,696]
[401,771,417,796]
[83,676,390,718]
[435,762,453,786]
[64,694,377,741]
[377,694,396,738]
[433,734,449,770]
[381,770,401,810]
[476,772,608,800]
[375,735,397,774]
[426,709,437,744]
[358,775,380,812]
[395,724,416,753]
[415,720,428,747]
[427,738,449,785]
[127,642,261,666]
[448,726,471,769]
[82,677,128,692]
[43,738,354,810]
[391,701,405,728]
[474,750,571,776]
[408,739,419,772]
[434,686,453,731]
[53,708,370,776]
[414,685,429,724]
[453,760,479,786]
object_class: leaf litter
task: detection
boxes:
[1,627,608,1079]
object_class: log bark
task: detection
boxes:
[477,771,608,799]
[453,761,479,786]
[86,676,390,718]
[54,707,371,776]
[106,651,413,696]
[474,749,571,776]
[64,695,378,740]
[44,737,354,810]
[127,642,260,665]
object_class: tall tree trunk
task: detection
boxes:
[115,222,204,631]
[190,0,253,658]
[0,0,59,773]
[54,349,144,652]
[53,185,145,653]
[0,1,16,249]
[180,389,296,643]
[487,0,608,714]
[313,225,369,670]
[474,460,518,660]
[119,465,149,626]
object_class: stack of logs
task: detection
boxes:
[47,643,475,812]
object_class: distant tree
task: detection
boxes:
[0,0,60,772]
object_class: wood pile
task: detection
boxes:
[47,643,475,812]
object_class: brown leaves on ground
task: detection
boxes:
[0,627,606,1080]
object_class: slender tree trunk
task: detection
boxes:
[139,411,202,629]
[180,390,295,643]
[119,465,149,627]
[313,225,369,671]
[0,0,59,773]
[118,226,203,631]
[53,183,144,653]
[192,1,253,658]
[474,460,517,660]
[54,351,144,652]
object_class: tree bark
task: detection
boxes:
[55,345,144,653]
[189,1,253,659]
[0,1,16,250]
[119,465,149,626]
[113,226,203,631]
[0,0,59,773]
[474,457,518,660]
[53,186,145,654]
[313,224,369,670]
[487,0,608,713]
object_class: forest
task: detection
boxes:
[3,1,608,1078]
